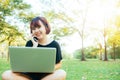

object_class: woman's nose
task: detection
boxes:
[34,28,39,32]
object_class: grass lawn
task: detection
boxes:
[0,58,120,80]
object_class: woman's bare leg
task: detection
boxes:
[2,70,30,80]
[41,69,66,80]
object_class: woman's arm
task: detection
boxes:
[55,61,62,70]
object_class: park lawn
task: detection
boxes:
[0,58,120,80]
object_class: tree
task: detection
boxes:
[33,1,77,40]
[42,10,75,40]
[0,0,31,41]
[107,1,120,60]
[0,0,34,59]
[72,0,93,61]
[0,20,25,60]
[108,28,120,60]
[115,15,120,28]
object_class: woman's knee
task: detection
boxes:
[56,69,67,78]
[59,69,66,75]
[2,70,30,80]
[2,70,12,80]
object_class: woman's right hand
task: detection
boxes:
[31,34,38,47]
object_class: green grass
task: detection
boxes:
[0,58,10,80]
[62,59,120,80]
[0,59,120,80]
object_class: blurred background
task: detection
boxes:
[0,0,120,61]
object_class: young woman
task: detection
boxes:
[2,16,66,80]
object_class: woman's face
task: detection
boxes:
[32,20,47,40]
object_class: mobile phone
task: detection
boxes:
[33,37,38,42]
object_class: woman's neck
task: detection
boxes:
[38,36,53,45]
[38,37,48,45]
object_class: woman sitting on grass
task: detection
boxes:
[2,16,66,80]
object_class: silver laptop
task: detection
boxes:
[9,46,56,73]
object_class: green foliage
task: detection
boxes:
[0,20,25,46]
[85,46,98,58]
[0,0,30,17]
[52,27,76,40]
[115,15,120,28]
[18,11,37,23]
[108,28,120,47]
[115,47,120,58]
[73,46,100,59]
[43,10,76,40]
[73,49,81,59]
[0,0,34,46]
[108,46,120,59]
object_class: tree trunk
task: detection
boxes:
[81,36,86,61]
[99,43,102,60]
[7,41,11,61]
[104,43,108,61]
[103,28,108,61]
[113,43,116,60]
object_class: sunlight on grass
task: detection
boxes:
[0,59,120,80]
[62,59,120,80]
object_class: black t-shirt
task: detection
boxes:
[22,40,62,80]
[25,40,62,64]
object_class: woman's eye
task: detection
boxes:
[38,26,41,28]
[32,28,35,30]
